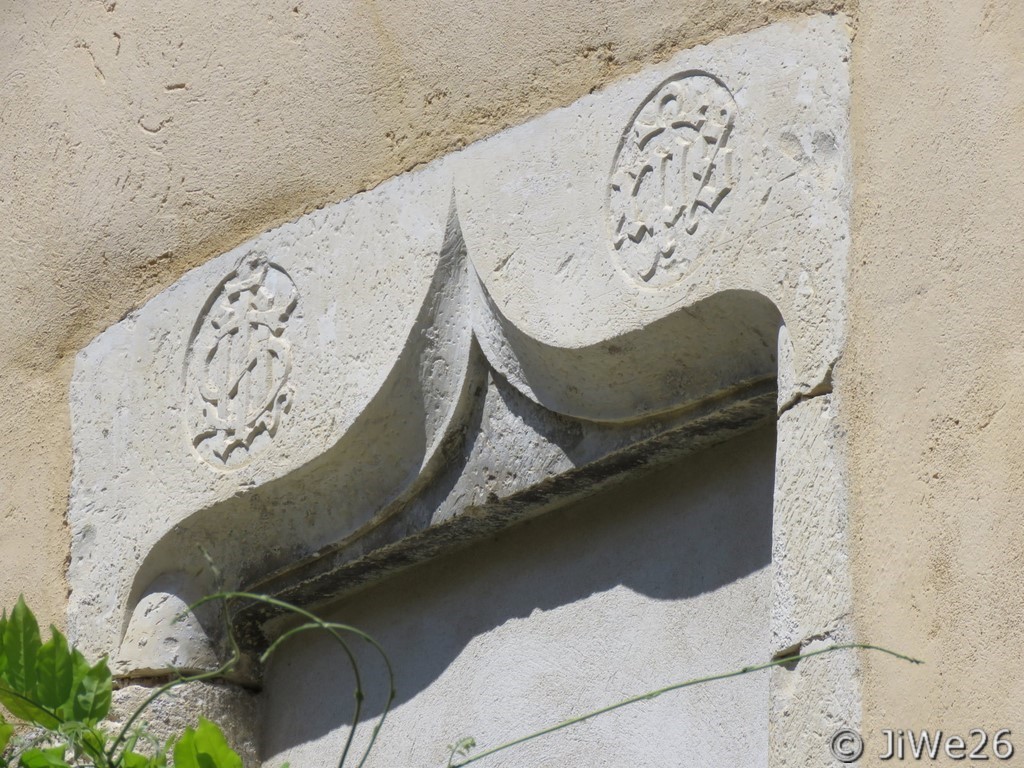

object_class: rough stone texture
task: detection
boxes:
[68,161,466,660]
[772,393,850,653]
[769,628,859,768]
[244,377,777,639]
[0,0,849,633]
[114,575,221,678]
[261,426,775,768]
[848,0,1024,753]
[770,393,856,767]
[110,681,261,765]
[66,17,851,680]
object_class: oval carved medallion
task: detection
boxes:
[184,251,298,470]
[608,71,739,287]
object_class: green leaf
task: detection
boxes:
[2,597,40,696]
[35,629,73,714]
[17,747,69,768]
[111,729,168,768]
[0,610,8,680]
[0,599,55,727]
[69,658,111,725]
[173,718,242,768]
[0,716,13,753]
[0,684,55,728]
[122,751,167,768]
[58,721,107,760]
[54,647,91,723]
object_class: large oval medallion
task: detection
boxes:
[608,72,739,287]
[184,251,298,470]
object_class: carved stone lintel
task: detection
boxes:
[68,16,851,703]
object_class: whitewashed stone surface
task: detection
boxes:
[262,427,775,768]
[68,21,853,762]
[456,12,850,417]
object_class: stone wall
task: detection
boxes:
[3,0,1024,764]
[61,16,855,766]
[0,0,848,631]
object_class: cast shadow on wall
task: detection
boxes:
[259,422,775,761]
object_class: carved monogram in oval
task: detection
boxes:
[184,251,298,470]
[608,71,738,287]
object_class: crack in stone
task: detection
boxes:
[777,358,836,416]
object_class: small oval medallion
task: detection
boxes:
[184,251,298,470]
[608,71,739,288]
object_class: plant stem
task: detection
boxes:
[194,591,396,768]
[449,643,922,767]
[106,593,247,764]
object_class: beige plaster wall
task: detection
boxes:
[847,0,1024,750]
[8,0,1024,755]
[0,0,846,628]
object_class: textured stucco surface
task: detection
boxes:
[847,0,1024,750]
[0,0,848,629]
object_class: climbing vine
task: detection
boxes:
[0,595,920,767]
